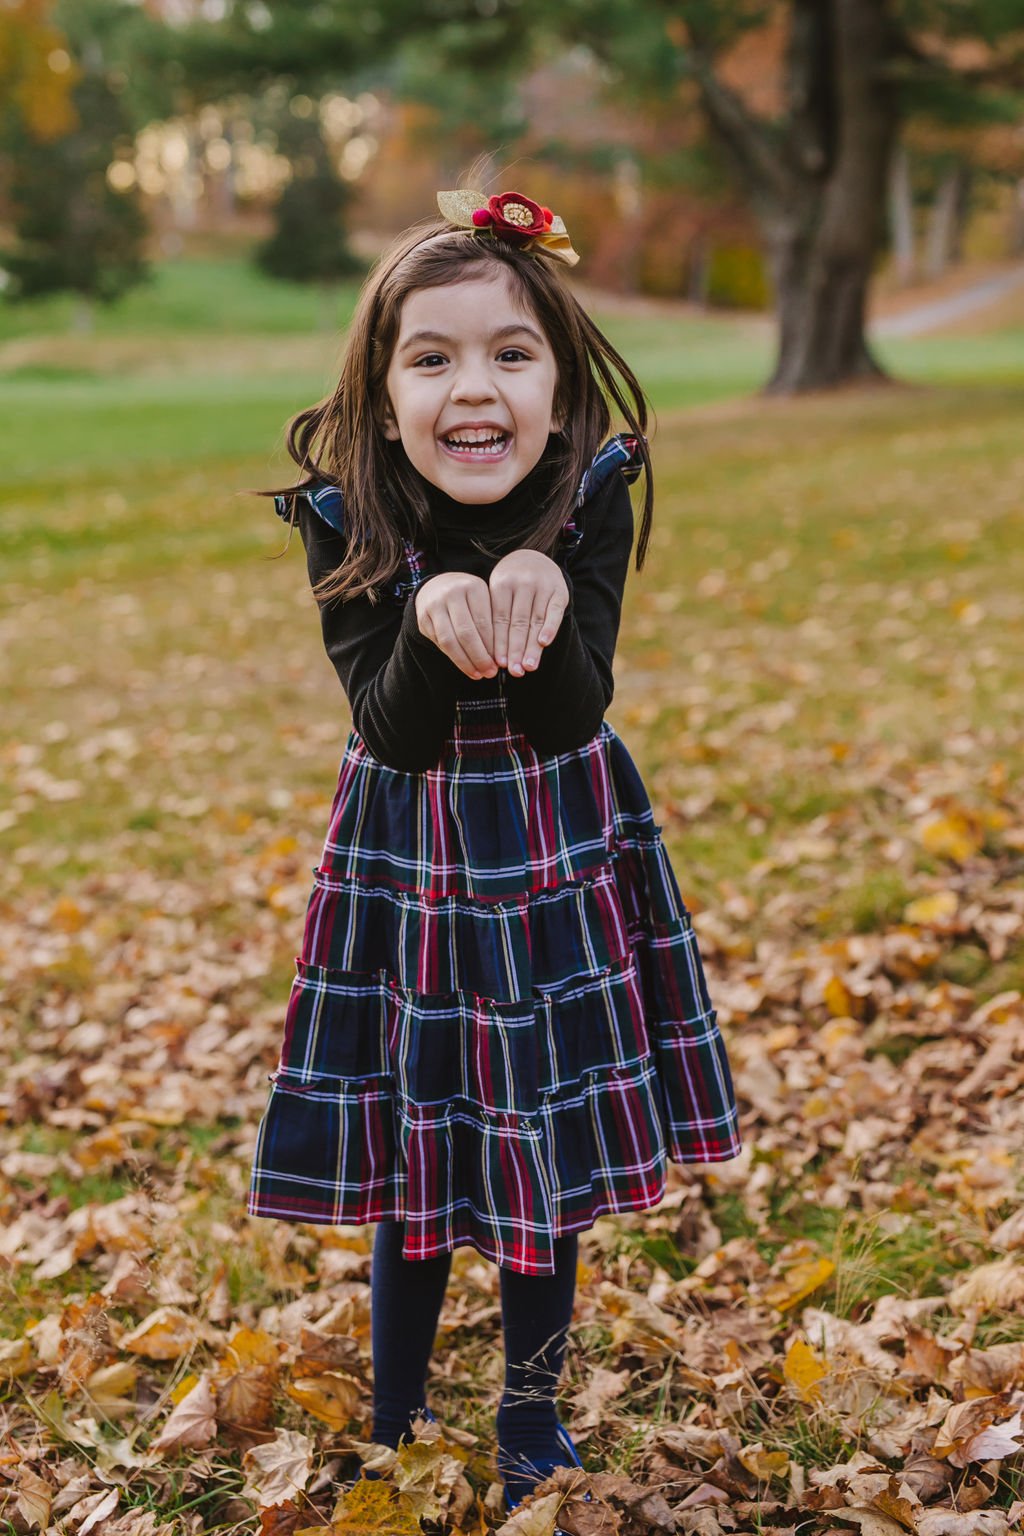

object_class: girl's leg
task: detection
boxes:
[496,1231,579,1501]
[370,1220,452,1448]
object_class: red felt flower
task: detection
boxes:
[471,191,553,243]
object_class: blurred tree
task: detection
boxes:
[147,0,1024,392]
[549,0,1023,391]
[0,0,79,145]
[254,108,364,316]
[0,0,164,323]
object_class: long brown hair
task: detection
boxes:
[262,219,654,605]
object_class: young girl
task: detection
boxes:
[247,185,742,1519]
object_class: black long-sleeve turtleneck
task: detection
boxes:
[295,457,635,772]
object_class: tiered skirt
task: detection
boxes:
[247,690,741,1275]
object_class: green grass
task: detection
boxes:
[4,251,1020,487]
[0,255,366,341]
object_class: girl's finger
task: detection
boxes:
[465,584,496,665]
[448,596,497,678]
[505,583,537,675]
[522,602,552,670]
[431,611,485,678]
[491,574,512,663]
[536,586,568,648]
[490,594,511,670]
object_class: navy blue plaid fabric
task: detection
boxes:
[249,438,742,1275]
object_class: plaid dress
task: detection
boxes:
[247,437,742,1275]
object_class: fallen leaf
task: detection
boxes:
[763,1257,835,1312]
[121,1306,200,1360]
[494,1490,564,1534]
[242,1427,315,1509]
[284,1371,362,1429]
[783,1336,827,1402]
[948,1259,1024,1312]
[151,1373,217,1453]
[904,891,958,925]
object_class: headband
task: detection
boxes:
[436,189,580,267]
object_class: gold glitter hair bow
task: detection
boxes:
[436,189,580,267]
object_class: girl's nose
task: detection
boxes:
[450,364,497,403]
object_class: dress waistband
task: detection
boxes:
[447,690,532,757]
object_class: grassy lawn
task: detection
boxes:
[2,252,1023,1533]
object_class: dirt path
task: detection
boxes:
[871,262,1024,336]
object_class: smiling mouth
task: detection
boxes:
[440,431,511,459]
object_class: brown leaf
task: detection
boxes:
[215,1364,277,1432]
[120,1305,201,1360]
[947,1341,1024,1396]
[240,1428,315,1512]
[4,1466,53,1531]
[259,1503,306,1535]
[151,1372,217,1453]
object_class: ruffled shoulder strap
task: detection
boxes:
[274,481,427,605]
[558,433,645,556]
[274,482,346,538]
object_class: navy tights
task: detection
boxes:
[370,1219,578,1486]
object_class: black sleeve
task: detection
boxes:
[503,470,634,754]
[296,500,464,772]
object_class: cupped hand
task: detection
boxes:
[414,571,498,680]
[488,550,569,676]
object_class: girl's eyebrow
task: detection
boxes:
[398,322,544,352]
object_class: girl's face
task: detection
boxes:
[383,270,560,505]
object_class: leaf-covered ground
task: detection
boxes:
[2,271,1024,1533]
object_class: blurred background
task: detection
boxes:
[3,7,1024,1531]
[2,0,1024,398]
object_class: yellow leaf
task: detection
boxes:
[285,1371,362,1429]
[823,976,854,1017]
[763,1258,835,1312]
[327,1476,421,1534]
[738,1444,789,1480]
[919,812,982,862]
[77,1126,129,1170]
[224,1327,283,1370]
[0,1336,35,1379]
[783,1337,827,1403]
[51,896,86,932]
[171,1372,200,1405]
[260,834,299,863]
[904,890,958,925]
[802,1093,832,1119]
[84,1360,138,1405]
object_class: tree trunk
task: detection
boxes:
[766,0,899,391]
[71,294,94,333]
[687,230,710,304]
[693,0,902,393]
[888,140,916,286]
[1010,178,1024,257]
[925,161,972,275]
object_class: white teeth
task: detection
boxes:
[443,431,508,457]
